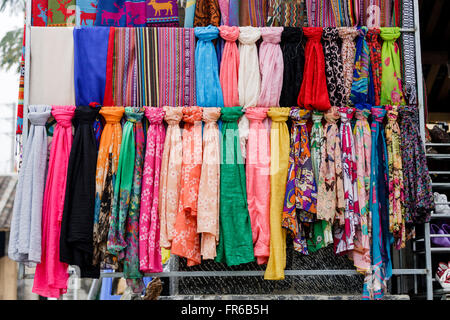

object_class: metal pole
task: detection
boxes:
[413,0,425,146]
[424,222,433,300]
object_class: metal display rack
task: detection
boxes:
[18,0,435,300]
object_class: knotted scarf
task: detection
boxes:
[159,107,183,249]
[279,27,304,108]
[9,105,51,264]
[350,26,370,105]
[366,28,382,106]
[93,106,124,269]
[316,106,345,223]
[380,27,405,105]
[195,26,224,108]
[60,105,100,278]
[194,0,221,27]
[257,27,284,108]
[216,107,255,266]
[172,106,203,267]
[264,107,290,280]
[33,106,74,298]
[219,26,240,108]
[385,105,405,250]
[322,27,345,108]
[139,107,166,273]
[334,106,359,256]
[281,108,317,255]
[338,27,359,106]
[297,27,331,112]
[197,108,221,260]
[363,106,392,300]
[245,107,270,265]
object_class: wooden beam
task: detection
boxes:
[426,64,441,95]
[425,0,444,39]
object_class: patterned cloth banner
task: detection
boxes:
[48,0,77,26]
[76,0,98,26]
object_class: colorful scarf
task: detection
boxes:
[197,108,221,260]
[366,28,382,106]
[139,107,166,273]
[380,27,405,105]
[264,107,290,280]
[216,107,255,267]
[316,106,345,223]
[245,107,271,265]
[76,0,98,26]
[32,106,74,299]
[9,105,51,264]
[74,26,110,106]
[279,0,306,27]
[48,0,76,26]
[146,0,179,27]
[95,0,147,27]
[193,0,221,26]
[322,27,345,107]
[228,0,239,25]
[279,27,304,108]
[218,0,229,25]
[93,107,125,269]
[33,0,49,26]
[159,107,183,249]
[195,26,224,108]
[257,27,284,108]
[243,0,268,27]
[401,0,417,105]
[219,26,240,108]
[350,26,370,105]
[172,106,203,266]
[338,27,359,105]
[60,106,100,278]
[298,27,331,112]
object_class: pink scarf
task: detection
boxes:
[139,107,166,273]
[245,107,271,264]
[219,26,240,108]
[32,106,75,298]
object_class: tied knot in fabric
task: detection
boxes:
[219,26,239,42]
[202,107,221,123]
[182,106,203,123]
[75,105,100,124]
[28,105,51,126]
[52,106,76,128]
[260,27,283,44]
[281,27,303,43]
[386,105,399,122]
[358,26,368,39]
[238,27,261,45]
[303,27,323,42]
[246,107,268,123]
[221,106,243,122]
[100,107,124,123]
[324,106,340,124]
[355,104,371,120]
[125,107,144,123]
[195,25,219,42]
[290,107,310,125]
[312,111,323,123]
[339,106,355,123]
[371,106,386,123]
[380,27,401,42]
[366,28,381,43]
[268,107,290,122]
[145,107,165,124]
[338,27,359,41]
[322,27,339,41]
[164,107,183,125]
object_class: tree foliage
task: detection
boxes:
[0,0,25,74]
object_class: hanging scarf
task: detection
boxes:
[297,27,331,112]
[279,27,304,108]
[279,0,306,27]
[257,27,284,108]
[33,0,49,25]
[218,0,229,25]
[380,27,405,105]
[401,0,417,105]
[95,0,147,27]
[216,107,255,266]
[264,107,290,280]
[398,105,434,224]
[74,26,110,107]
[184,0,197,27]
[316,106,345,223]
[139,107,166,273]
[242,0,268,27]
[32,106,74,298]
[172,106,203,267]
[146,0,179,27]
[366,28,382,106]
[9,105,51,264]
[159,107,183,249]
[48,0,76,26]
[385,105,405,249]
[193,0,221,26]
[197,108,221,260]
[76,0,98,26]
[195,26,224,108]
[338,27,359,105]
[228,0,239,26]
[60,105,100,278]
[93,106,125,269]
[363,106,392,300]
[219,26,240,108]
[245,107,271,265]
[281,108,317,255]
[350,26,370,105]
[322,27,345,108]
[350,104,371,273]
